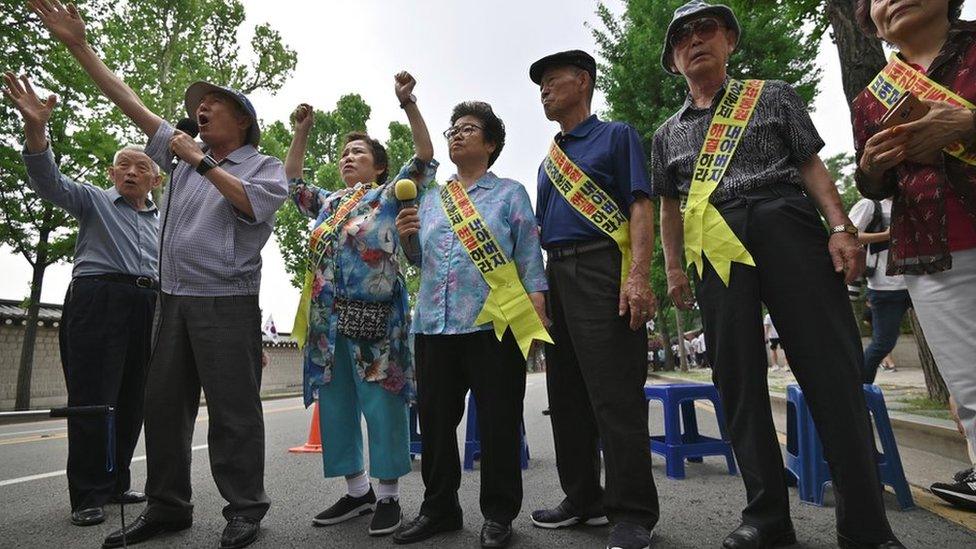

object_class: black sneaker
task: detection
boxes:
[931,470,976,511]
[312,487,376,526]
[606,522,653,549]
[953,467,974,483]
[530,498,609,529]
[369,497,402,536]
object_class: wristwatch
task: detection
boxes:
[196,154,218,176]
[829,223,859,238]
[399,94,417,109]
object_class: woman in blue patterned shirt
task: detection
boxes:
[392,102,548,548]
[285,72,437,536]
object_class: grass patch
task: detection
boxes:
[897,396,952,421]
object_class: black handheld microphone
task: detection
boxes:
[394,178,421,262]
[171,117,200,173]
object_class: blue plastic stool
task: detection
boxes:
[408,404,422,459]
[463,392,530,471]
[784,384,914,510]
[644,383,737,479]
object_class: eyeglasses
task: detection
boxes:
[669,17,724,49]
[443,123,484,141]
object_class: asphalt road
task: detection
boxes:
[1,373,974,548]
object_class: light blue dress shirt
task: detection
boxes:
[23,145,159,279]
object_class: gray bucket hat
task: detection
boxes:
[661,1,740,76]
[184,81,261,146]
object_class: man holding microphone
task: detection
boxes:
[31,1,288,548]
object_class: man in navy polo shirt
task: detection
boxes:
[528,49,659,549]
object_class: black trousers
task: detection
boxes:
[60,277,155,511]
[143,294,269,522]
[694,185,894,541]
[545,245,659,529]
[415,330,526,524]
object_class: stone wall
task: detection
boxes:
[0,323,304,411]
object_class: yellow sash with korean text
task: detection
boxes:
[683,79,762,285]
[439,180,553,358]
[544,141,631,287]
[867,53,976,166]
[293,184,373,349]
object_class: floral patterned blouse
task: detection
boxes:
[290,157,438,406]
[411,172,548,335]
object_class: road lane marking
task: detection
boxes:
[0,433,68,446]
[0,444,210,487]
[0,403,306,487]
[0,427,67,437]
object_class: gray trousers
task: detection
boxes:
[905,247,976,464]
[144,294,270,522]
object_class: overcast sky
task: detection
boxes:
[3,1,973,332]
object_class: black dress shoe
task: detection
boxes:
[837,533,906,549]
[110,490,147,504]
[221,517,260,549]
[481,520,512,548]
[102,512,192,548]
[70,507,105,526]
[722,523,797,549]
[392,513,463,544]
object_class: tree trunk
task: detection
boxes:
[675,307,689,372]
[15,240,48,411]
[908,308,950,404]
[824,0,888,107]
[657,307,673,372]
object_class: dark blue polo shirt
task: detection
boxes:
[535,114,651,247]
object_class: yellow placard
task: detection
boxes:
[439,180,553,358]
[867,54,976,166]
[543,141,632,286]
[683,79,762,285]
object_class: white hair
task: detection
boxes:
[113,145,158,175]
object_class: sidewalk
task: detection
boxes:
[649,367,976,530]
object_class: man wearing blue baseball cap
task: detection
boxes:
[651,2,903,548]
[32,2,287,548]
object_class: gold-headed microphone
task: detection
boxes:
[394,179,421,261]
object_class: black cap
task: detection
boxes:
[529,49,596,85]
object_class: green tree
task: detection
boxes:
[592,0,823,356]
[0,0,296,409]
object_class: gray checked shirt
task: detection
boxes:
[146,121,287,296]
[650,80,824,204]
[23,145,159,279]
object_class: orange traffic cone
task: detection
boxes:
[288,401,323,453]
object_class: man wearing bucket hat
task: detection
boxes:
[528,48,659,549]
[32,2,287,548]
[651,2,903,548]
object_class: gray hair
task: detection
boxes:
[113,145,158,175]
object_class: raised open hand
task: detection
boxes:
[29,0,87,47]
[2,72,57,127]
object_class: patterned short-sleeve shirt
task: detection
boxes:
[650,79,824,203]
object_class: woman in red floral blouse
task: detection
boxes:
[853,0,976,512]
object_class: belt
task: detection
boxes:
[713,182,805,210]
[76,273,159,290]
[545,239,615,260]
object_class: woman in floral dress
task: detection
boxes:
[285,71,437,536]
